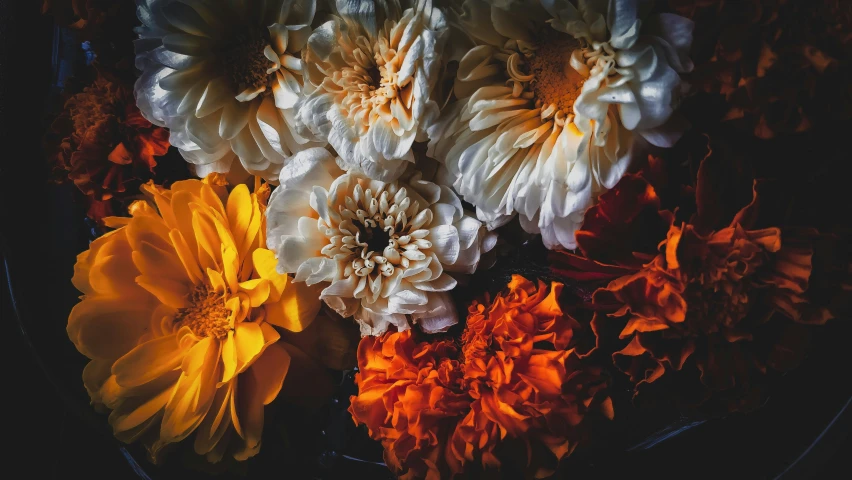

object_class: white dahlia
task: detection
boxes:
[134,0,320,181]
[429,0,693,249]
[295,0,449,181]
[266,147,496,336]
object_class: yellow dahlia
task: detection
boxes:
[68,175,324,462]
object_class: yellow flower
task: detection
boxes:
[68,175,323,462]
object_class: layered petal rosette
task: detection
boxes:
[430,0,693,249]
[295,0,448,181]
[68,176,326,462]
[45,73,170,218]
[134,0,319,180]
[349,276,613,479]
[552,143,851,412]
[266,147,495,336]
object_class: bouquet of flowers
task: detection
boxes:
[38,0,850,478]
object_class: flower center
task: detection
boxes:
[527,34,585,116]
[320,183,434,286]
[174,284,232,339]
[366,66,383,90]
[222,34,272,96]
[71,80,120,139]
[357,220,392,253]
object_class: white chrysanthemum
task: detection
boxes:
[266,147,496,336]
[134,0,320,181]
[295,0,448,181]
[429,0,693,249]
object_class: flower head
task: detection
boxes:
[134,0,320,180]
[552,146,849,412]
[295,0,449,181]
[68,175,325,462]
[429,0,693,249]
[349,276,612,479]
[46,74,170,206]
[266,147,495,336]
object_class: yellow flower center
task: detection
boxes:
[527,34,585,116]
[222,34,272,96]
[175,284,232,339]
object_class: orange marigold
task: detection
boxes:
[553,147,850,412]
[46,73,170,209]
[349,276,612,479]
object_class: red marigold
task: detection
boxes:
[46,74,170,218]
[553,148,850,412]
[349,276,612,479]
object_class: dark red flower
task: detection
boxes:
[45,74,170,221]
[551,135,849,413]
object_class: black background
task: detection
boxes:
[2,1,850,479]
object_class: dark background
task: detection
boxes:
[1,1,850,479]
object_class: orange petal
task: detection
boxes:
[264,280,322,332]
[239,278,271,307]
[252,248,287,301]
[112,333,185,388]
[136,275,191,309]
[68,297,153,360]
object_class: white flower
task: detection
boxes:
[134,0,320,181]
[295,0,449,181]
[266,147,496,336]
[429,0,693,249]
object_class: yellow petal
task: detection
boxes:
[222,245,240,295]
[227,184,253,257]
[233,342,291,459]
[264,280,322,332]
[169,229,203,285]
[172,190,201,255]
[200,182,228,221]
[136,275,191,309]
[163,338,220,442]
[239,278,271,307]
[126,214,173,254]
[206,268,227,294]
[192,208,222,272]
[131,241,186,284]
[82,359,113,404]
[219,331,237,386]
[68,297,153,360]
[110,384,173,433]
[193,382,233,455]
[252,248,287,301]
[112,333,185,388]
[234,322,265,373]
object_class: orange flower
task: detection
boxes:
[593,220,813,411]
[553,147,849,412]
[46,73,170,214]
[349,276,612,479]
[68,175,327,463]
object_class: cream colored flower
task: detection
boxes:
[266,147,496,336]
[429,0,693,249]
[134,0,320,181]
[295,0,448,181]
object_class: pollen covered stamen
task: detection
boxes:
[527,35,585,116]
[175,284,232,339]
[222,35,273,96]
